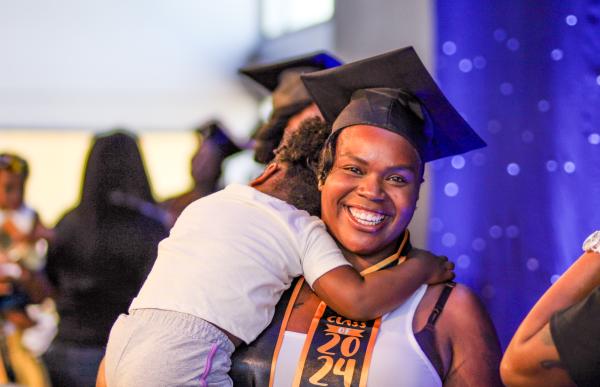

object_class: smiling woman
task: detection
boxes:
[319,125,422,262]
[231,46,502,387]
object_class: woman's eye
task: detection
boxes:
[388,175,408,184]
[343,166,362,175]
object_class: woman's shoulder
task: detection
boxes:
[422,282,492,328]
[419,283,503,385]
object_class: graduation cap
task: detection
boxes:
[240,51,342,112]
[301,46,486,162]
[239,51,342,163]
[195,120,242,158]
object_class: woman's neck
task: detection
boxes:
[340,241,401,272]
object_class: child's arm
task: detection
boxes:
[311,249,454,321]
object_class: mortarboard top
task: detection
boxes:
[301,46,486,162]
[239,51,342,112]
[195,120,242,158]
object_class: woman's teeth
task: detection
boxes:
[348,207,385,226]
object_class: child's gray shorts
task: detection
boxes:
[105,309,235,387]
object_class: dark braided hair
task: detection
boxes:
[316,129,344,187]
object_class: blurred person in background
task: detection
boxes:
[239,51,341,164]
[161,120,242,222]
[43,130,168,387]
[501,230,600,387]
[0,152,54,387]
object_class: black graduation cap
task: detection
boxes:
[301,46,486,162]
[239,51,342,113]
[195,120,242,158]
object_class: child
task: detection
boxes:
[104,119,454,387]
[0,152,54,386]
[0,153,53,321]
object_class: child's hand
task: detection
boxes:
[407,248,455,284]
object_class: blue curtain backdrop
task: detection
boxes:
[431,0,600,347]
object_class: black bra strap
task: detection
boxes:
[425,281,456,329]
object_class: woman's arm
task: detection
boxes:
[500,250,600,387]
[442,284,503,387]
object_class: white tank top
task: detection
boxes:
[272,284,442,387]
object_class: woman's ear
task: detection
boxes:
[317,178,324,192]
[250,162,280,187]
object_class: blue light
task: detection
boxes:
[506,225,520,238]
[472,238,487,251]
[459,58,473,72]
[506,38,520,51]
[444,182,460,197]
[537,100,550,112]
[493,28,507,42]
[546,160,558,172]
[473,56,487,69]
[526,258,539,271]
[442,232,457,247]
[551,49,563,61]
[457,254,471,268]
[442,41,457,55]
[489,225,503,238]
[563,161,576,173]
[521,131,534,143]
[433,2,600,348]
[507,163,520,176]
[451,155,466,169]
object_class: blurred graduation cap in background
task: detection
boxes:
[239,51,342,163]
[301,46,486,162]
[240,51,342,112]
[195,120,243,159]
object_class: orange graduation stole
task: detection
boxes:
[267,231,411,387]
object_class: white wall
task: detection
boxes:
[0,1,263,224]
[0,0,260,134]
[334,0,433,66]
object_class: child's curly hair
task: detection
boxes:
[272,117,332,216]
